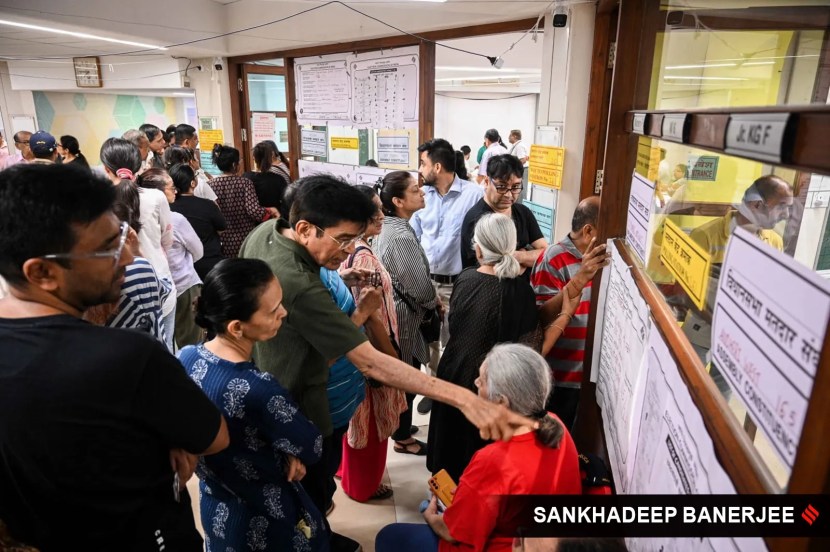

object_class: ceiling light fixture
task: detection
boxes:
[663,75,748,81]
[0,19,168,50]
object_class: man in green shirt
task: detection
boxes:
[241,176,533,549]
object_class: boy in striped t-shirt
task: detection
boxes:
[530,196,608,429]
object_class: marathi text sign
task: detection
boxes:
[711,228,830,469]
[660,219,712,310]
[528,145,564,189]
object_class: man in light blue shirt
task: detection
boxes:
[410,138,483,412]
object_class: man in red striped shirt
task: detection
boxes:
[531,196,606,429]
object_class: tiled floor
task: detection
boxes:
[188,396,433,552]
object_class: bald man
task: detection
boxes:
[531,196,608,429]
[1,131,33,170]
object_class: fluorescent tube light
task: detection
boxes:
[0,19,168,50]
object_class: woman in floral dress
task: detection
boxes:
[177,258,327,551]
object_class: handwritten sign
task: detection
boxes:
[301,128,327,157]
[711,228,830,470]
[661,113,688,143]
[528,145,564,189]
[725,113,791,164]
[660,219,712,310]
[330,137,359,150]
[626,171,656,264]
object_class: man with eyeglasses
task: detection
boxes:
[411,138,483,413]
[0,131,34,170]
[241,175,536,552]
[461,154,548,278]
[0,164,229,550]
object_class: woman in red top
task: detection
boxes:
[376,343,581,552]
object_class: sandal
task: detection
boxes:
[393,438,427,456]
[369,484,394,500]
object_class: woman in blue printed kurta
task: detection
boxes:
[177,258,328,552]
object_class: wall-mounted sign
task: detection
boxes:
[251,112,276,145]
[660,219,712,310]
[301,128,327,157]
[724,113,793,164]
[631,113,648,135]
[528,145,564,189]
[661,113,688,143]
[525,200,554,242]
[688,155,719,181]
[331,137,359,150]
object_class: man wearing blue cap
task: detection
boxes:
[28,131,58,165]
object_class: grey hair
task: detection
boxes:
[473,213,521,280]
[483,343,551,415]
[122,129,148,148]
[483,343,564,448]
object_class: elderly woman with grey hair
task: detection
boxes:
[427,213,577,482]
[376,343,581,552]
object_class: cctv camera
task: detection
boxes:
[552,7,567,28]
[213,57,224,71]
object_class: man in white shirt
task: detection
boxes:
[507,129,529,167]
[476,129,508,185]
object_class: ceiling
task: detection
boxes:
[0,0,565,61]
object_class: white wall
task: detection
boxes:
[7,57,185,91]
[188,57,234,148]
[434,92,537,157]
[0,62,37,137]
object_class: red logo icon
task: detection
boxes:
[802,504,819,526]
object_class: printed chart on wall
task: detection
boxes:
[295,46,419,130]
[594,242,651,494]
[627,326,766,552]
[297,159,417,188]
[711,227,830,472]
[626,171,656,264]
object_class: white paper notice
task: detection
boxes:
[351,54,418,128]
[298,160,417,189]
[711,227,830,470]
[595,244,651,493]
[295,60,351,123]
[251,113,275,145]
[627,326,766,552]
[301,128,327,157]
[626,171,656,264]
[376,135,410,165]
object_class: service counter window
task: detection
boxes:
[620,1,830,492]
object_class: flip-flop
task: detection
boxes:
[369,484,394,500]
[393,438,427,456]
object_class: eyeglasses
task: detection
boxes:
[40,222,130,268]
[491,179,523,195]
[314,225,363,251]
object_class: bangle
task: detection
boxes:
[556,312,572,322]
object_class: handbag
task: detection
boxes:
[390,279,442,344]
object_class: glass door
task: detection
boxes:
[240,61,290,174]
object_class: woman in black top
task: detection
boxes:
[242,140,290,214]
[168,163,227,279]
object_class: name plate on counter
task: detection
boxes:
[661,113,688,143]
[631,113,647,135]
[724,113,793,164]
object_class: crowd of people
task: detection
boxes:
[0,125,622,552]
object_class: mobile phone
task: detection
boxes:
[369,270,381,288]
[428,469,457,509]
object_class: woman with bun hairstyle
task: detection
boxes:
[208,144,278,257]
[56,135,89,169]
[177,258,327,551]
[426,213,577,482]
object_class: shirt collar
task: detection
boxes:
[271,219,320,273]
[560,234,584,259]
[424,174,465,196]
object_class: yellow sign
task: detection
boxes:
[660,219,712,310]
[528,145,564,189]
[635,137,659,183]
[199,129,224,151]
[331,137,359,150]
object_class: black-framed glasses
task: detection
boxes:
[492,179,523,195]
[313,224,363,251]
[40,222,130,268]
